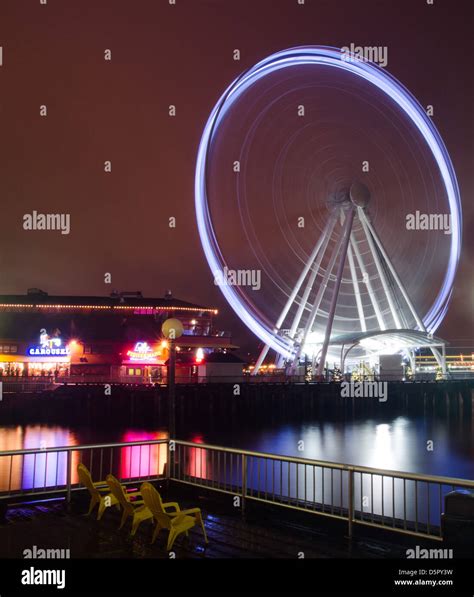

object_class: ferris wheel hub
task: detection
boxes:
[349,181,371,208]
[326,188,351,211]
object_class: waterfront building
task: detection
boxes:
[0,289,239,382]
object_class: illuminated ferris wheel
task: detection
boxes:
[195,47,462,375]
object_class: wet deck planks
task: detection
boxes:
[0,485,417,560]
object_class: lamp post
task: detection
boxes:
[161,318,184,440]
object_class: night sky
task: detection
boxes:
[0,0,472,355]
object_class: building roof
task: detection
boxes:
[0,290,217,314]
[329,328,447,350]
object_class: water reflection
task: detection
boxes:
[185,435,209,480]
[0,426,79,492]
[0,426,168,493]
[0,412,473,496]
[0,426,24,493]
[120,430,167,479]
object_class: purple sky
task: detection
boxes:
[0,0,472,354]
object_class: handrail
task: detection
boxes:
[0,439,168,457]
[1,437,473,488]
[173,439,474,487]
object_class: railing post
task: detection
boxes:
[348,468,354,539]
[241,454,247,518]
[66,450,72,505]
[166,439,173,482]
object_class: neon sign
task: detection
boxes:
[27,329,70,357]
[126,342,158,362]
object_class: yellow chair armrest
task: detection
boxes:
[163,502,180,512]
[173,507,201,517]
[171,513,190,525]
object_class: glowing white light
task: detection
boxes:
[360,337,406,354]
[302,332,325,357]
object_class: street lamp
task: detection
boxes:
[161,318,184,439]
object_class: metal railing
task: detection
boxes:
[170,441,474,541]
[0,439,168,502]
[2,375,473,393]
[1,438,474,541]
[0,377,59,393]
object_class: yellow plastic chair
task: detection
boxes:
[106,474,153,536]
[140,482,208,550]
[77,463,119,520]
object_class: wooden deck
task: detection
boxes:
[0,482,425,560]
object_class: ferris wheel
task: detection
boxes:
[195,47,462,374]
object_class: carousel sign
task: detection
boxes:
[27,329,70,357]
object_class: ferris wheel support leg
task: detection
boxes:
[253,345,270,375]
[276,212,337,330]
[432,346,446,373]
[408,350,416,379]
[275,353,285,368]
[349,234,387,331]
[293,214,348,367]
[358,207,402,329]
[441,344,446,376]
[358,209,423,330]
[288,214,338,339]
[316,208,355,377]
[347,241,367,332]
[358,209,445,370]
